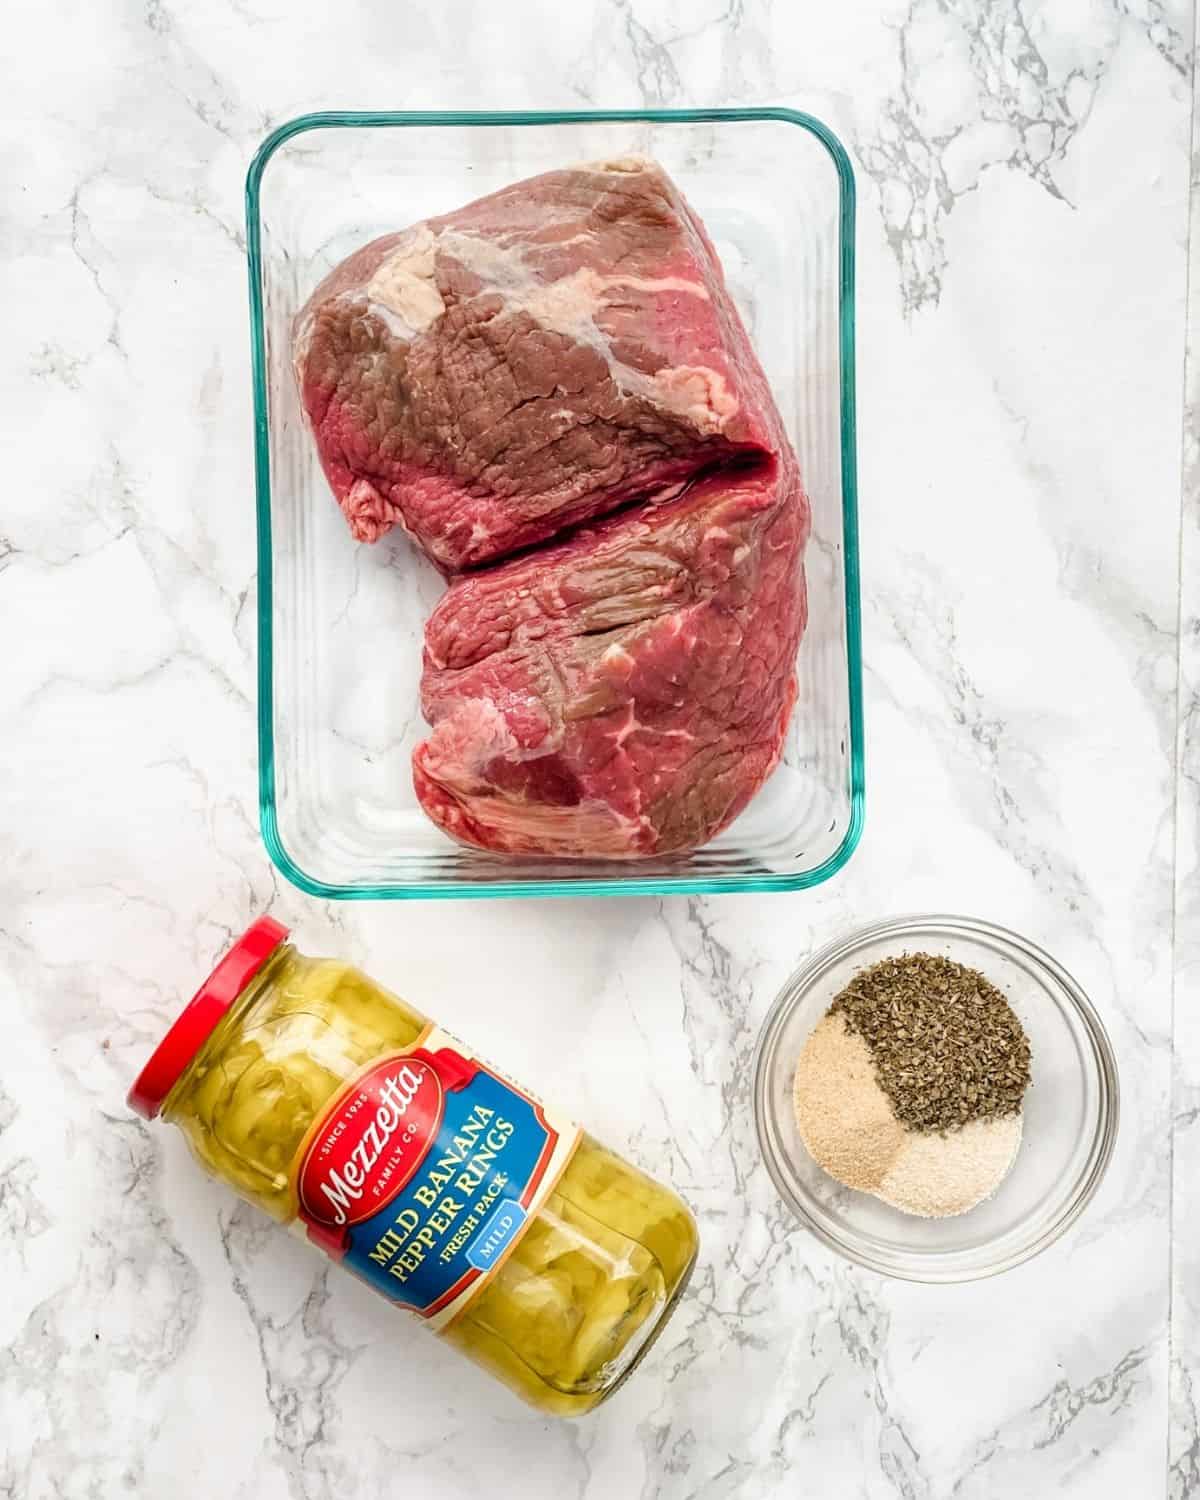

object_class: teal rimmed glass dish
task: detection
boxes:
[246,108,863,900]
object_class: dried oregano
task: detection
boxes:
[830,952,1031,1133]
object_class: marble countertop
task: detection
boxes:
[2,1,1196,1495]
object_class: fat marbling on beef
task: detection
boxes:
[293,157,810,859]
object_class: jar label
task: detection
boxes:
[293,1027,581,1330]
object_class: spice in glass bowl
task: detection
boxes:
[793,953,1032,1218]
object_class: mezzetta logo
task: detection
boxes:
[311,1064,429,1226]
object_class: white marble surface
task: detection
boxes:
[1170,12,1200,1498]
[0,1,1193,1495]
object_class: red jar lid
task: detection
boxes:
[127,916,290,1120]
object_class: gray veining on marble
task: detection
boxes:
[0,1,1194,1496]
[1169,8,1200,1496]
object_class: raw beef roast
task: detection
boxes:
[417,459,808,857]
[293,158,810,858]
[295,158,791,571]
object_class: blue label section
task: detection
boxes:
[342,1065,552,1314]
[466,1199,527,1272]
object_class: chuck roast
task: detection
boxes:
[294,158,810,858]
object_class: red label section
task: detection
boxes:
[298,1057,444,1233]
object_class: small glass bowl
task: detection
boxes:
[753,914,1119,1282]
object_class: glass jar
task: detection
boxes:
[128,917,698,1416]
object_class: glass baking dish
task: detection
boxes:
[247,108,863,899]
